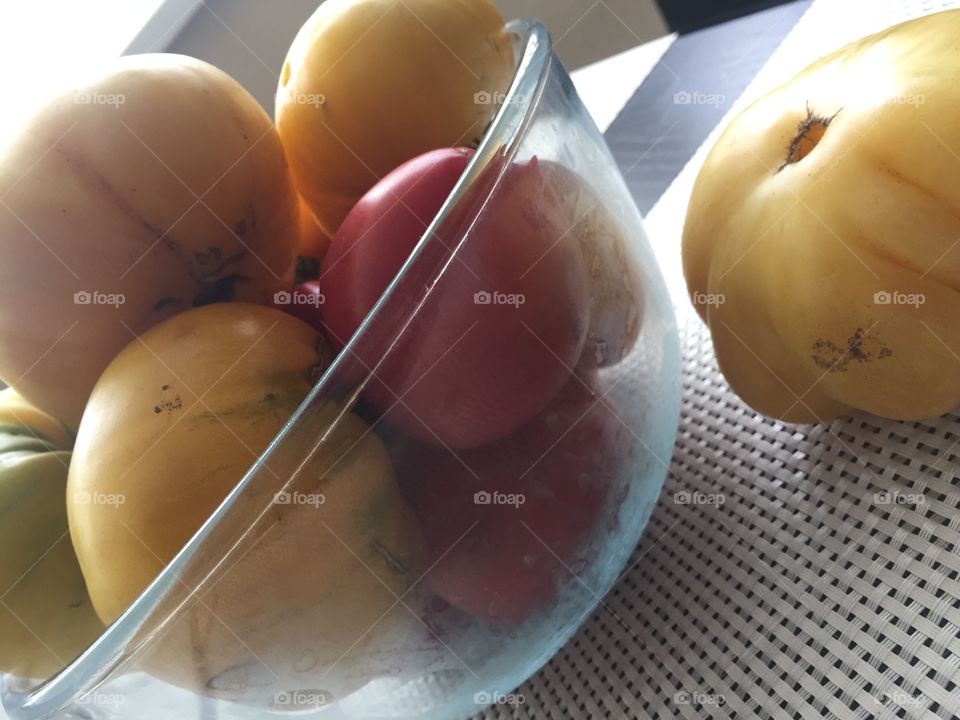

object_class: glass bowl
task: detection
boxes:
[2,18,680,720]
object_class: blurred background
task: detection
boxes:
[0,0,791,121]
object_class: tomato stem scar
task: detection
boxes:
[778,103,842,171]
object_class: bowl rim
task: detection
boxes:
[3,18,555,720]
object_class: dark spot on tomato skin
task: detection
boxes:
[153,393,183,415]
[811,328,892,372]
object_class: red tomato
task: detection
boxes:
[320,148,590,449]
[393,376,631,624]
[272,280,326,330]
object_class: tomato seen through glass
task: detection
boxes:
[317,147,590,449]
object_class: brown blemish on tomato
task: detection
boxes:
[811,328,892,371]
[153,388,183,415]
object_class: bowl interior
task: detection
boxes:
[2,18,681,720]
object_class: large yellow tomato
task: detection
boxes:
[683,10,960,423]
[67,303,331,623]
[0,54,300,429]
[141,409,428,706]
[67,303,425,704]
[276,0,515,236]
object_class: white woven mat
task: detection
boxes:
[480,1,960,718]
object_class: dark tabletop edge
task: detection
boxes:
[603,0,813,216]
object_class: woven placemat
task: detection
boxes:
[478,0,960,718]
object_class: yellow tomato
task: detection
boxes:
[140,411,427,707]
[68,302,426,704]
[68,303,330,623]
[683,10,960,423]
[0,54,300,429]
[297,195,332,263]
[276,0,515,236]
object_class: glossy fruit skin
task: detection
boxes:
[0,54,300,429]
[393,375,630,624]
[275,0,515,236]
[683,10,960,423]
[68,303,331,624]
[67,302,426,704]
[0,447,104,679]
[319,147,473,347]
[320,149,590,449]
[297,195,332,262]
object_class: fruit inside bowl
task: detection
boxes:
[0,3,680,719]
